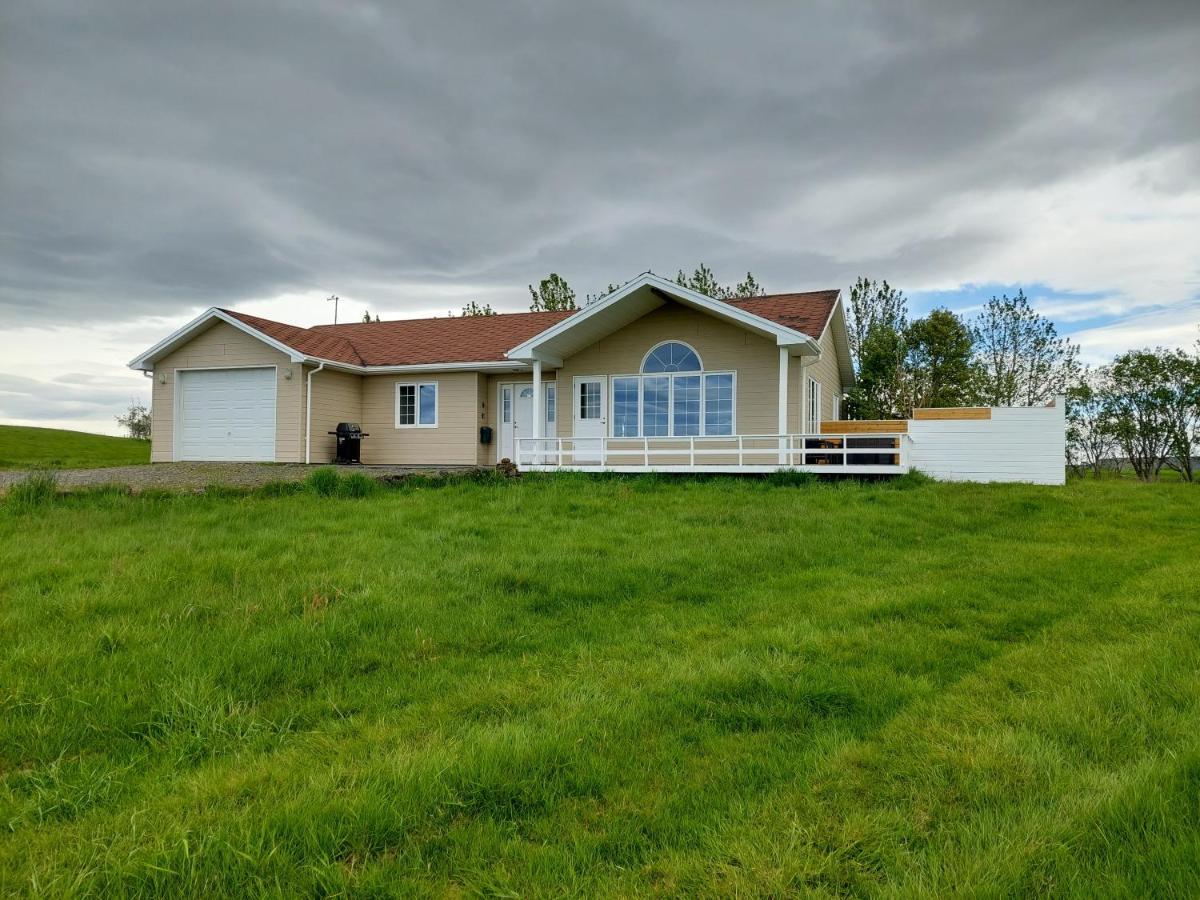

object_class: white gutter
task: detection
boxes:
[304,362,326,464]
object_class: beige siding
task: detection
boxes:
[150,320,303,462]
[303,368,363,464]
[475,374,492,466]
[360,372,482,465]
[805,321,844,423]
[557,301,784,436]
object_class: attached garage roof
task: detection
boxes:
[131,278,842,372]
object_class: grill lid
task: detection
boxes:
[334,422,363,435]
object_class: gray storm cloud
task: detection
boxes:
[3,0,1197,327]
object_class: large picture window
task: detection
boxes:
[609,343,735,437]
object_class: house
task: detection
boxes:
[129,273,1066,483]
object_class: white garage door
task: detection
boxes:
[177,368,277,461]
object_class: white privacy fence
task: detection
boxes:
[906,400,1066,485]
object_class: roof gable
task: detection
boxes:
[505,274,827,363]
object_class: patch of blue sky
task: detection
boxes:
[906,282,1149,336]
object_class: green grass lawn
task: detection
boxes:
[0,425,149,469]
[1,474,1198,896]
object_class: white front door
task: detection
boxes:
[177,367,277,461]
[572,376,606,463]
[513,385,536,462]
[499,383,553,463]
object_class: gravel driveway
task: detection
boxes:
[0,463,480,494]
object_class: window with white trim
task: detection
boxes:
[395,381,438,427]
[609,342,735,437]
[545,384,556,426]
[807,378,821,432]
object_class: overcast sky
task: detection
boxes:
[2,0,1198,434]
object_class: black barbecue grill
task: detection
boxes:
[328,422,369,464]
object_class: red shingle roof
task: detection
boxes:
[221,309,366,365]
[726,290,839,338]
[221,290,837,368]
[310,310,576,365]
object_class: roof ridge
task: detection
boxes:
[310,307,577,331]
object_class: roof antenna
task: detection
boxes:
[326,294,340,324]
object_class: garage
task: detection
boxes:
[177,367,277,461]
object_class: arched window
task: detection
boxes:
[641,342,702,373]
[610,342,734,439]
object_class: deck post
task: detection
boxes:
[778,347,789,465]
[531,358,542,465]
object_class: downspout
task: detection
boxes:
[305,362,325,464]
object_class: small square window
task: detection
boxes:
[396,382,437,427]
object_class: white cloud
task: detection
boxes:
[1069,303,1200,365]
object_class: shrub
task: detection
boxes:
[338,472,377,498]
[256,480,306,499]
[306,467,341,497]
[6,471,59,509]
[766,468,818,487]
[889,469,934,490]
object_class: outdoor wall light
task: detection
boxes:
[158,373,167,384]
[283,368,294,381]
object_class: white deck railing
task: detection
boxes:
[515,433,910,474]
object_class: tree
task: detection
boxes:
[585,283,621,305]
[1065,368,1118,478]
[675,263,726,299]
[116,399,151,440]
[903,308,976,410]
[1158,348,1200,481]
[971,291,1080,406]
[528,273,576,311]
[843,278,910,419]
[733,272,766,298]
[849,324,909,419]
[460,300,496,316]
[1100,349,1187,481]
[846,277,907,367]
[361,310,381,323]
[673,264,766,300]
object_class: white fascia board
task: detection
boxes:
[329,359,530,375]
[505,272,820,360]
[128,308,306,370]
[817,293,856,388]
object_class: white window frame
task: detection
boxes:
[639,340,704,374]
[608,370,737,438]
[831,393,841,422]
[807,377,821,433]
[395,381,438,428]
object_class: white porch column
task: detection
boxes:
[799,359,810,432]
[798,358,810,466]
[778,347,789,464]
[531,358,542,465]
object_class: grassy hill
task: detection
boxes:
[0,424,149,469]
[0,474,1197,895]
